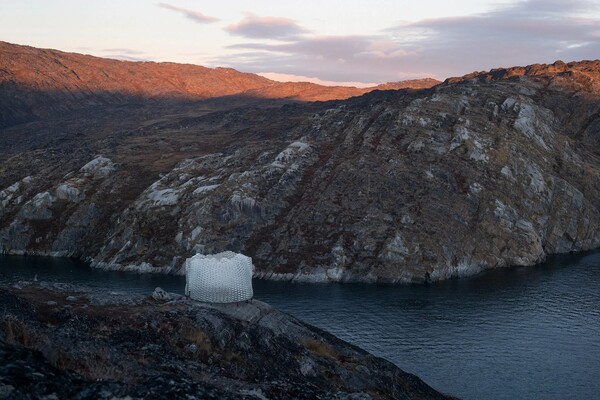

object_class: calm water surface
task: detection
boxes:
[1,252,599,400]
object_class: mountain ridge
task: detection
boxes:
[445,59,600,86]
[0,41,440,129]
[1,42,599,283]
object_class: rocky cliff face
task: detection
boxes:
[0,282,452,399]
[0,43,599,283]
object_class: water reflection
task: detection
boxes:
[1,251,599,400]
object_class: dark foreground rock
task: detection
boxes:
[0,282,454,399]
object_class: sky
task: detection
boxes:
[1,0,599,86]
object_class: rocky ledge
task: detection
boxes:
[2,58,599,283]
[0,282,453,399]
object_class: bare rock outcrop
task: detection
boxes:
[0,282,452,399]
[0,44,599,283]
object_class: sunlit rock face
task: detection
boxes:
[0,41,440,130]
[1,57,600,283]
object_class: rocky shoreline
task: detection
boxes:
[0,281,454,399]
[2,43,599,283]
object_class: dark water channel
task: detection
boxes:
[1,252,599,400]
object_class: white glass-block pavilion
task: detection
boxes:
[184,251,253,303]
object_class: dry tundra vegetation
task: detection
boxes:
[0,282,454,399]
[1,42,599,284]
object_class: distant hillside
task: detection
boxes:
[374,78,442,91]
[445,59,600,90]
[1,50,599,283]
[0,41,440,128]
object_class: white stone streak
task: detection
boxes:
[271,141,311,168]
[146,188,180,206]
[381,233,409,262]
[80,156,116,178]
[501,166,515,181]
[55,183,84,203]
[193,184,220,194]
[513,103,550,150]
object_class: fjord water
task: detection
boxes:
[1,253,599,400]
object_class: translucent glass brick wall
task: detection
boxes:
[184,251,253,303]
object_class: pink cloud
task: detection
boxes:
[157,3,219,24]
[225,13,308,40]
[215,0,600,83]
